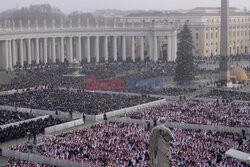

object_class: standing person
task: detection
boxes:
[103,113,107,124]
[82,113,86,124]
[153,119,157,127]
[27,130,31,143]
[32,130,36,144]
[69,110,73,119]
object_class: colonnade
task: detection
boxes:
[0,25,177,70]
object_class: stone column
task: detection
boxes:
[131,36,135,62]
[8,40,12,70]
[60,37,65,63]
[140,36,144,61]
[5,40,9,70]
[171,31,177,61]
[95,36,99,63]
[20,39,24,67]
[52,38,56,63]
[35,38,40,64]
[122,36,126,61]
[86,36,91,63]
[149,36,154,61]
[12,40,17,66]
[44,38,48,64]
[31,40,35,63]
[77,37,82,61]
[153,36,158,62]
[69,37,73,63]
[104,36,108,61]
[27,38,32,65]
[113,36,117,61]
[168,35,172,61]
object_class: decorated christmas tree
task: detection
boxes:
[175,23,195,84]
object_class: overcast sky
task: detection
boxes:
[0,0,249,13]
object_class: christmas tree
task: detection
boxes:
[175,23,195,84]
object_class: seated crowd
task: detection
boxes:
[128,100,249,127]
[9,122,248,166]
[0,89,159,115]
[0,115,65,143]
[198,89,250,101]
[0,110,34,126]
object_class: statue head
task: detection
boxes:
[159,117,166,124]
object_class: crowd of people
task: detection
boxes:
[5,158,52,167]
[0,110,34,126]
[0,57,249,166]
[9,122,249,166]
[128,100,249,127]
[120,87,197,96]
[0,115,65,143]
[0,89,159,115]
[0,62,172,91]
[197,89,250,101]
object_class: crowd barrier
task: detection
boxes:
[84,89,141,97]
[95,99,168,121]
[0,105,85,120]
[1,149,97,167]
[0,87,36,96]
[45,118,84,134]
[0,115,50,129]
[113,117,250,135]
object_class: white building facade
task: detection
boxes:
[124,7,250,57]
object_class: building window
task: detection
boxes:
[216,32,218,38]
[211,32,213,39]
[196,33,199,39]
[206,33,208,39]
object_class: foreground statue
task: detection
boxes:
[150,117,174,167]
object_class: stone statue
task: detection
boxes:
[150,117,174,167]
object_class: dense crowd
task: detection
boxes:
[0,62,171,91]
[128,100,249,127]
[120,87,197,96]
[0,110,34,125]
[0,115,65,143]
[0,89,159,115]
[198,89,250,101]
[9,122,249,166]
[5,158,53,167]
[0,66,71,91]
